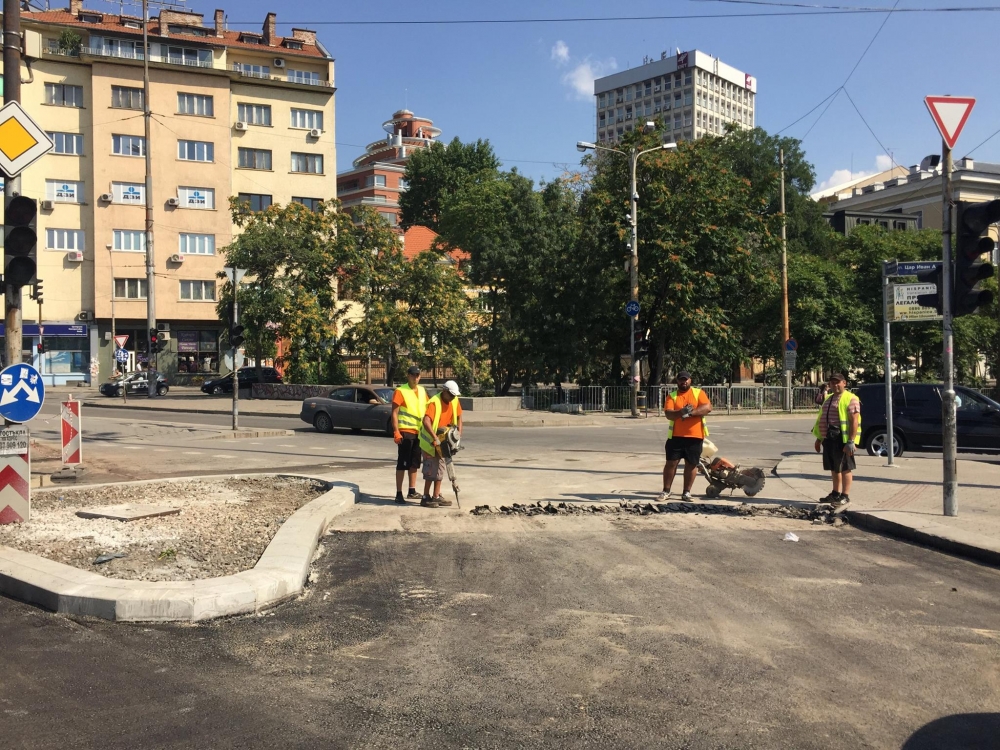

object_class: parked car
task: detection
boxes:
[201,366,282,395]
[854,383,1000,457]
[99,372,169,397]
[300,386,397,435]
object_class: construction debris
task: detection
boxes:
[470,500,846,524]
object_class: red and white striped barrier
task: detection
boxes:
[0,449,29,524]
[61,399,82,466]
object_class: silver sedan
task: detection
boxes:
[300,386,397,435]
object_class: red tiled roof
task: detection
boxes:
[403,226,470,265]
[23,10,328,59]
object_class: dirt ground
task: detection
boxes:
[0,476,327,581]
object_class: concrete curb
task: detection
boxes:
[0,474,358,622]
[771,456,821,502]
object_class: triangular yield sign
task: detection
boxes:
[114,334,129,349]
[925,96,976,150]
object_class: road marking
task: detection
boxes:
[280,444,294,447]
[338,449,358,453]
[123,446,143,450]
[183,452,201,455]
[212,454,236,459]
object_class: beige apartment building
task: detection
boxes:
[0,1,335,385]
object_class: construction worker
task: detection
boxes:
[418,380,463,508]
[812,373,861,507]
[659,371,712,502]
[391,365,429,504]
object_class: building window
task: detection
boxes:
[292,197,323,212]
[177,140,214,162]
[169,25,208,37]
[45,180,84,203]
[45,228,85,251]
[284,40,303,50]
[290,152,323,174]
[48,132,84,155]
[237,193,271,211]
[684,91,693,106]
[238,148,272,170]
[286,69,320,84]
[379,212,398,227]
[113,229,145,252]
[111,85,143,110]
[398,178,408,191]
[237,103,271,126]
[45,83,83,107]
[290,108,323,130]
[91,36,142,59]
[112,181,145,205]
[176,330,219,373]
[366,175,387,188]
[165,46,212,67]
[180,280,216,301]
[177,93,214,116]
[112,134,145,157]
[179,233,215,255]
[114,278,148,299]
[233,62,269,77]
[178,186,215,209]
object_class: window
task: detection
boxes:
[290,108,323,130]
[112,134,145,157]
[111,85,143,109]
[180,280,216,301]
[177,140,214,162]
[234,62,269,77]
[366,175,386,188]
[45,228,85,251]
[48,132,84,155]
[113,229,145,252]
[165,45,212,67]
[292,197,323,212]
[45,83,83,107]
[169,25,208,37]
[114,278,148,299]
[238,148,271,170]
[92,36,141,59]
[239,33,263,44]
[237,103,271,126]
[112,181,145,205]
[956,389,993,413]
[399,178,408,190]
[284,40,303,50]
[328,388,354,402]
[177,93,214,116]
[46,180,84,203]
[237,193,271,211]
[178,186,215,210]
[178,233,215,255]
[287,69,320,84]
[290,152,323,174]
[176,330,220,373]
[379,212,398,227]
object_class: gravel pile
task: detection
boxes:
[471,500,845,524]
[0,476,327,581]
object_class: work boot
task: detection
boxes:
[407,488,420,500]
[819,491,842,504]
[434,495,453,507]
[420,495,440,508]
[831,494,850,507]
[394,491,406,504]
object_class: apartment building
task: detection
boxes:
[337,109,441,228]
[593,49,756,145]
[0,1,335,385]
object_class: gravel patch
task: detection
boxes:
[0,476,327,581]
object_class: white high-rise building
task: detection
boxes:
[593,50,756,144]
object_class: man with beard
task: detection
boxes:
[658,371,712,502]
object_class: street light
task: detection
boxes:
[577,135,677,417]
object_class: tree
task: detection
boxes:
[399,138,501,231]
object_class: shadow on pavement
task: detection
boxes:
[901,713,1000,749]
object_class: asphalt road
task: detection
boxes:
[2,517,998,749]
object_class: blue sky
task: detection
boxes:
[188,0,1000,192]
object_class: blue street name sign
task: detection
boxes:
[0,363,45,423]
[625,300,640,317]
[884,260,942,277]
[785,338,798,352]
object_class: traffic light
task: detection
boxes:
[36,341,44,354]
[916,265,944,315]
[29,279,43,303]
[633,321,650,361]
[230,324,245,350]
[149,327,158,352]
[156,336,168,353]
[953,200,1000,318]
[3,195,37,288]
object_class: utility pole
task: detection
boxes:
[629,147,640,418]
[941,139,957,516]
[3,0,22,371]
[231,292,239,430]
[780,148,791,411]
[142,0,157,396]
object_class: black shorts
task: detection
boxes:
[396,434,422,471]
[665,436,703,465]
[823,437,857,472]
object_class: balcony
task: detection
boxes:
[230,65,334,88]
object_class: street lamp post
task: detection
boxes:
[578,129,677,417]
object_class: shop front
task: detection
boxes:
[0,323,92,386]
[96,322,224,385]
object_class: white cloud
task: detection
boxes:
[561,57,618,100]
[814,154,899,194]
[875,154,893,171]
[551,40,569,65]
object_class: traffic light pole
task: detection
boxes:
[232,295,239,431]
[780,148,791,411]
[941,140,958,516]
[629,148,640,418]
[142,0,157,397]
[3,0,22,372]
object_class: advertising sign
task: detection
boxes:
[888,283,942,322]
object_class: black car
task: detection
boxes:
[854,383,1000,457]
[201,366,282,395]
[99,372,169,397]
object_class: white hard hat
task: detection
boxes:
[444,380,461,396]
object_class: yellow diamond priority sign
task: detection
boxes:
[0,101,52,177]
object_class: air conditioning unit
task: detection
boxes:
[99,193,113,203]
[78,311,93,321]
[273,57,285,68]
[40,200,54,210]
[234,121,248,131]
[156,322,170,332]
[308,128,322,138]
[169,253,184,263]
[166,197,180,207]
[66,251,84,262]
[158,331,171,341]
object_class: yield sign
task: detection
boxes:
[924,96,976,150]
[114,334,129,349]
